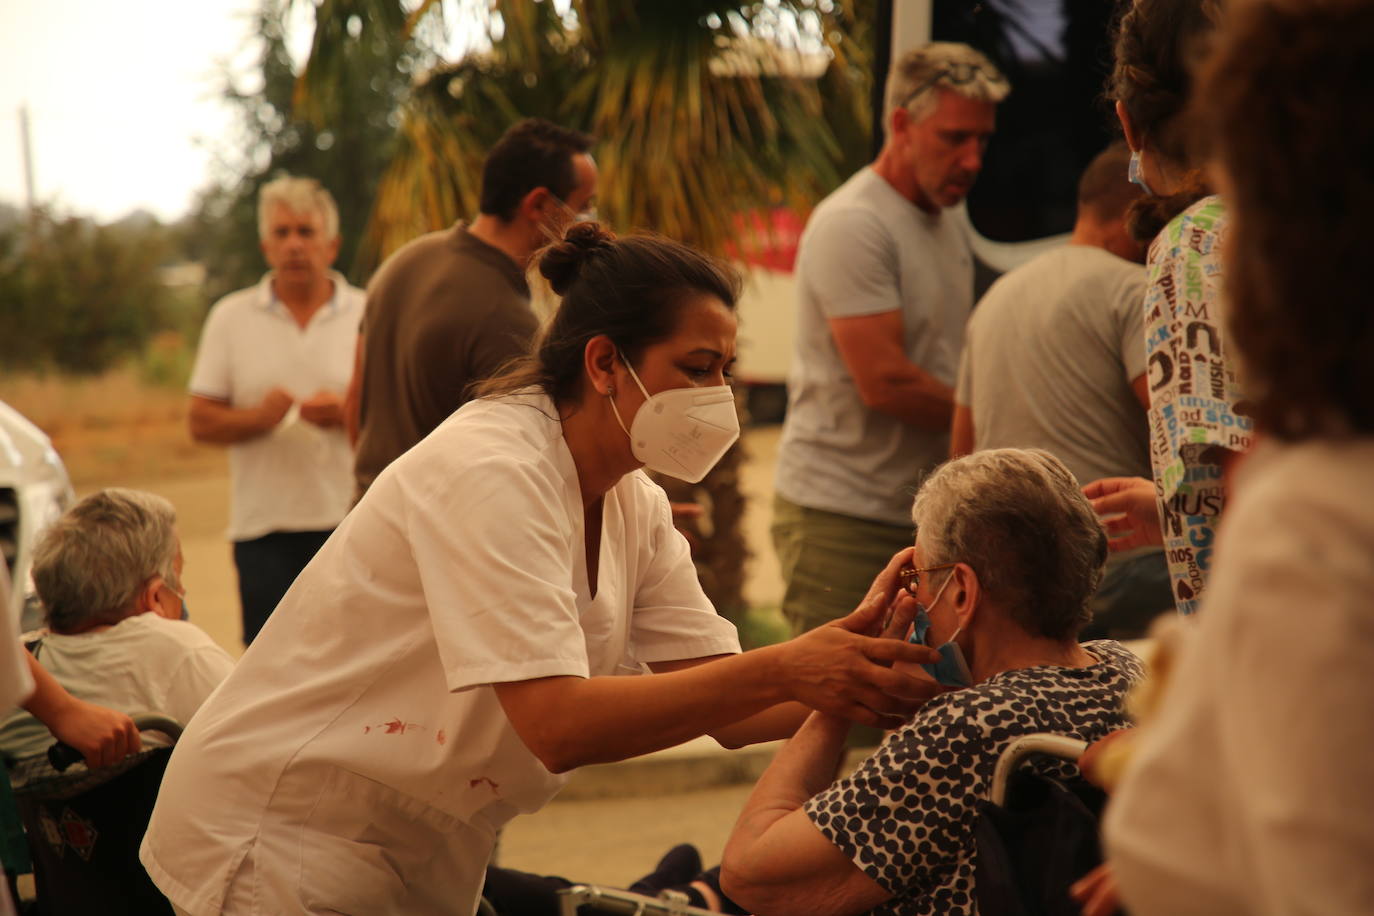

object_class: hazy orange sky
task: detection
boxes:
[0,0,288,222]
[0,0,498,224]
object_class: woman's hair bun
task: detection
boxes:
[539,220,615,295]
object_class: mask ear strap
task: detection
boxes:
[615,348,652,400]
[926,567,970,640]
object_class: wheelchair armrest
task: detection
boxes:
[989,734,1088,807]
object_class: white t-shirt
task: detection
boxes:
[140,391,741,916]
[188,271,365,541]
[776,167,974,526]
[0,613,235,761]
[1104,437,1374,914]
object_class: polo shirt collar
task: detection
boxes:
[254,270,347,318]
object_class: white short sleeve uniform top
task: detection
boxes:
[139,391,741,916]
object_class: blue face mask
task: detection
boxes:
[908,573,974,688]
[1128,151,1155,195]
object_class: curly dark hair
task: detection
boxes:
[1196,0,1374,440]
[1107,0,1221,241]
[476,222,740,405]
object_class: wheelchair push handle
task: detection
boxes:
[47,714,185,773]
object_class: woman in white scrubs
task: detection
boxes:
[140,223,940,916]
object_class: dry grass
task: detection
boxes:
[0,369,227,487]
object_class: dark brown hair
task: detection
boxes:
[479,119,594,222]
[1076,141,1143,225]
[477,222,741,405]
[1108,0,1220,241]
[1197,0,1374,439]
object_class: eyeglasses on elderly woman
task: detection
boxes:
[898,562,959,598]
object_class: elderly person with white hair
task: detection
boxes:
[722,449,1143,916]
[187,174,365,645]
[0,489,234,764]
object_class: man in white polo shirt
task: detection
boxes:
[187,175,364,645]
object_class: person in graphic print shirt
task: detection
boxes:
[1082,0,1253,616]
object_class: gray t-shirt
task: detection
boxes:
[776,168,974,526]
[956,244,1149,487]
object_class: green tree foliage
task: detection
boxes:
[359,0,872,271]
[198,0,875,624]
[190,0,433,304]
[0,211,178,375]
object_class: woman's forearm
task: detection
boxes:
[495,648,792,772]
[731,711,853,839]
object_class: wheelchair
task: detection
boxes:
[549,733,1102,916]
[5,714,183,915]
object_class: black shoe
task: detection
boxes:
[628,843,703,897]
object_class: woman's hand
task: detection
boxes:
[770,550,943,728]
[46,697,141,769]
[1071,863,1123,916]
[1078,728,1137,792]
[838,547,919,640]
[1082,476,1164,551]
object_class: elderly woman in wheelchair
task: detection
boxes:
[719,448,1143,916]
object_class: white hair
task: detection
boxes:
[883,42,1010,136]
[31,488,179,633]
[911,448,1105,641]
[257,174,340,242]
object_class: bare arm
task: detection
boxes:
[950,403,975,459]
[21,653,140,768]
[649,655,810,748]
[720,711,893,916]
[829,311,953,430]
[495,551,938,773]
[1131,373,1150,412]
[344,332,364,446]
[187,391,293,445]
[495,621,935,773]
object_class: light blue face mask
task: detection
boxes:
[908,571,974,688]
[1128,150,1155,195]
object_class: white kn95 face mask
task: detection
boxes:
[607,352,740,484]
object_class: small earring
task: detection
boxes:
[606,386,615,396]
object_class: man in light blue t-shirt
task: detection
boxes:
[773,43,1008,635]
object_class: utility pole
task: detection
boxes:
[19,104,36,213]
